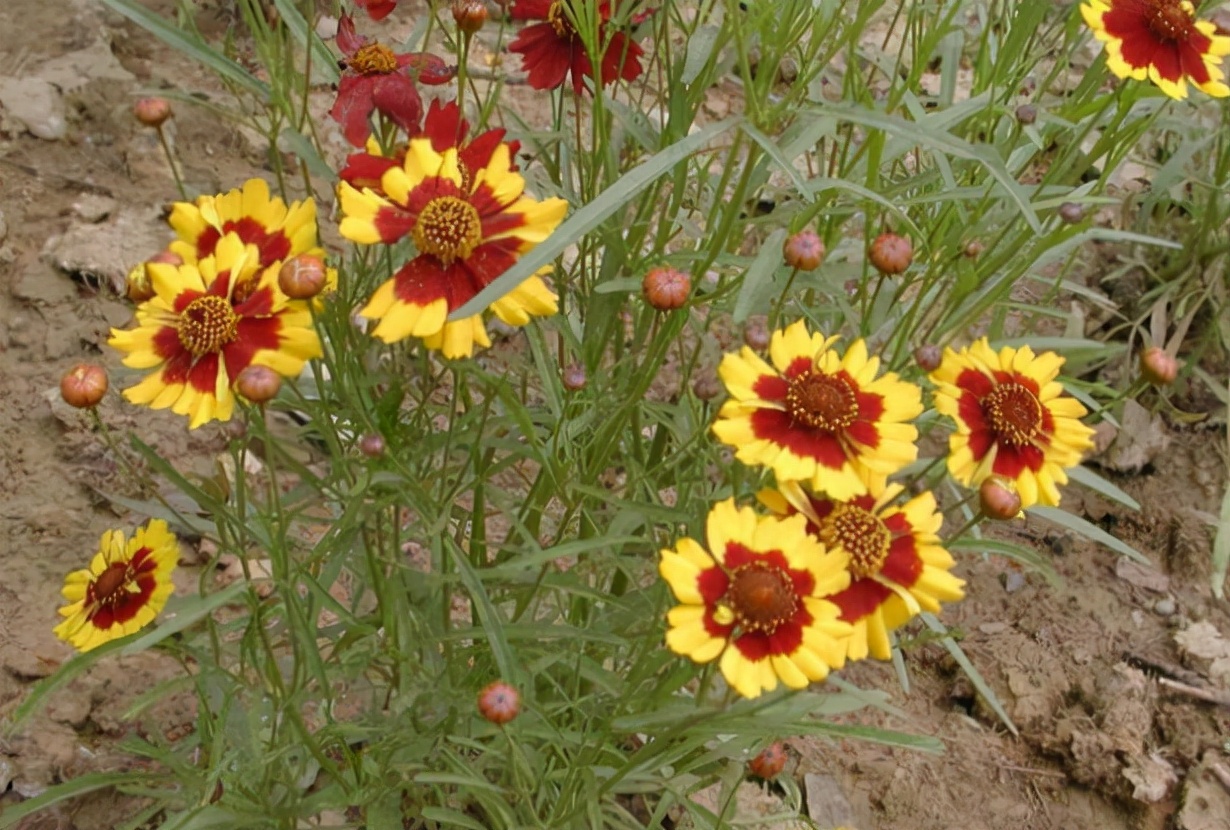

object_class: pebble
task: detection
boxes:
[1002,571,1027,593]
[1154,598,1176,617]
[0,76,67,140]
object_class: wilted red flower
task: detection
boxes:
[330,14,454,147]
[354,0,398,20]
[508,0,647,94]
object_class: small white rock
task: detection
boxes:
[0,76,68,140]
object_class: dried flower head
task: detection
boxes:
[868,232,913,275]
[913,344,942,373]
[563,363,588,391]
[783,229,825,271]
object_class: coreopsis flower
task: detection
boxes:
[761,481,964,663]
[168,178,324,269]
[929,339,1095,509]
[330,14,453,147]
[54,519,178,652]
[338,99,518,194]
[108,234,322,429]
[659,499,853,700]
[508,0,647,94]
[337,133,567,358]
[354,0,397,20]
[1081,0,1230,99]
[712,320,923,500]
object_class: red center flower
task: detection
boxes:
[329,14,454,147]
[508,0,648,94]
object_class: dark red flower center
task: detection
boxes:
[351,43,399,74]
[547,1,576,38]
[725,563,798,633]
[412,195,483,265]
[179,295,239,356]
[983,382,1043,446]
[786,371,859,431]
[821,505,890,579]
[1146,0,1195,42]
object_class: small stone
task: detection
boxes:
[0,76,68,140]
[1153,598,1176,617]
[1002,570,1027,593]
[72,194,117,224]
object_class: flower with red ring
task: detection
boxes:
[1082,0,1230,99]
[508,0,647,94]
[713,320,923,500]
[760,480,965,663]
[929,339,1095,509]
[54,520,178,652]
[330,14,454,147]
[659,499,852,700]
[338,130,566,358]
[108,234,321,429]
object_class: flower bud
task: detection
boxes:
[562,363,587,391]
[278,255,328,300]
[1058,202,1084,224]
[782,229,825,271]
[979,477,1022,521]
[868,232,913,275]
[914,344,942,373]
[452,0,487,33]
[60,363,108,408]
[743,315,770,351]
[126,264,155,303]
[1139,346,1178,386]
[133,97,172,128]
[642,266,690,311]
[748,742,787,779]
[235,365,282,403]
[692,374,722,401]
[1015,104,1037,125]
[962,239,985,259]
[359,433,386,457]
[478,680,521,725]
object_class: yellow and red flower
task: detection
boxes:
[761,482,964,663]
[330,14,453,147]
[338,131,566,358]
[109,234,321,428]
[168,178,323,269]
[712,321,923,500]
[659,499,853,699]
[929,339,1095,509]
[508,0,647,94]
[54,520,178,652]
[354,0,397,20]
[1081,0,1230,99]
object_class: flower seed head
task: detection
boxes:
[914,344,942,373]
[782,229,825,271]
[692,373,722,401]
[478,680,521,725]
[278,255,328,300]
[1015,104,1037,125]
[236,365,282,403]
[452,0,488,33]
[642,266,691,311]
[1139,346,1179,386]
[60,363,108,408]
[562,363,587,391]
[133,97,172,127]
[748,742,787,779]
[868,232,913,275]
[980,477,1023,521]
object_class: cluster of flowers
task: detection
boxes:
[658,321,1096,699]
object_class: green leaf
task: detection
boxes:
[1029,505,1149,564]
[1066,464,1141,511]
[98,0,269,100]
[0,772,167,828]
[920,612,1017,736]
[732,228,786,323]
[949,536,1061,586]
[419,807,491,830]
[271,0,339,83]
[7,637,130,729]
[451,118,740,319]
[120,582,248,655]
